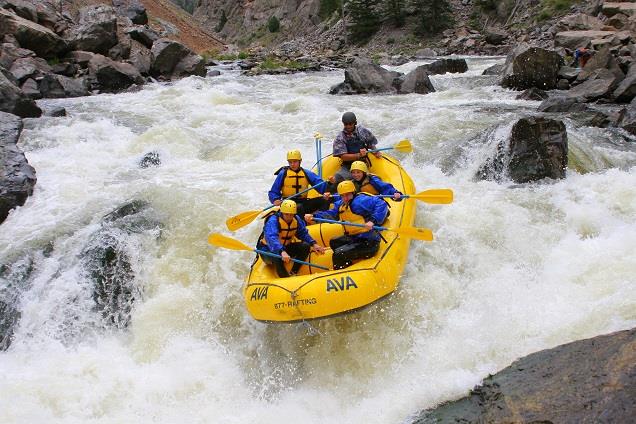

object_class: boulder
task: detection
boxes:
[150,38,190,78]
[617,96,636,134]
[329,57,401,95]
[125,25,158,49]
[613,62,636,102]
[398,65,435,94]
[419,58,468,75]
[501,44,564,90]
[0,42,35,69]
[81,200,162,328]
[112,0,147,25]
[603,2,636,17]
[20,78,39,99]
[126,39,151,75]
[538,96,589,112]
[0,67,40,117]
[9,56,51,83]
[0,9,68,58]
[476,117,568,183]
[88,54,144,92]
[414,48,436,59]
[67,5,118,55]
[554,30,617,50]
[516,87,548,101]
[0,110,36,224]
[482,63,504,75]
[484,27,508,45]
[569,69,621,102]
[412,328,636,424]
[577,46,625,83]
[38,73,89,98]
[553,13,604,32]
[1,0,37,23]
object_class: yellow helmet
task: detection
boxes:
[286,149,302,161]
[337,180,356,195]
[350,161,368,173]
[280,199,297,214]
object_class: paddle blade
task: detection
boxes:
[393,226,434,241]
[411,189,454,204]
[225,210,261,231]
[207,233,253,252]
[394,139,413,153]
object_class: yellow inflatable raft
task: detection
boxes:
[244,153,417,323]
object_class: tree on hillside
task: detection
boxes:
[346,0,382,43]
[383,0,405,27]
[411,0,454,35]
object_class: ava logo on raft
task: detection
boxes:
[326,276,358,292]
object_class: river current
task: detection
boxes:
[1,57,635,423]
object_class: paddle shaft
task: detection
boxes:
[313,217,388,232]
[255,248,329,270]
[267,180,327,211]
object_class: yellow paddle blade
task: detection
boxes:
[225,210,261,231]
[394,139,413,153]
[207,233,253,252]
[411,189,454,204]
[391,226,434,241]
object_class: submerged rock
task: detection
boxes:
[81,200,162,328]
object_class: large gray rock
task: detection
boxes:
[0,111,35,224]
[576,46,624,83]
[553,13,605,32]
[0,42,35,69]
[476,117,568,183]
[81,200,162,328]
[0,67,40,117]
[9,56,51,83]
[150,38,190,78]
[126,40,152,75]
[412,328,636,424]
[554,30,617,50]
[0,9,68,58]
[418,58,468,75]
[538,96,589,112]
[603,2,636,17]
[88,54,144,92]
[112,0,147,25]
[125,25,158,49]
[568,69,621,102]
[329,58,402,94]
[67,5,118,55]
[484,27,508,45]
[0,0,37,23]
[38,73,89,98]
[613,62,636,102]
[617,96,636,134]
[501,44,564,90]
[399,65,435,94]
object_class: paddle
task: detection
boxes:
[225,181,327,231]
[369,139,412,154]
[208,233,330,270]
[377,189,454,204]
[314,132,323,179]
[311,217,433,241]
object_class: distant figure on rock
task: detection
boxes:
[573,47,593,69]
[330,112,381,190]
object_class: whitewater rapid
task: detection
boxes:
[1,57,635,423]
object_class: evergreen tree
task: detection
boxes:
[411,0,454,35]
[346,0,382,43]
[267,15,280,33]
[384,0,405,27]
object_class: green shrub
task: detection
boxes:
[238,51,248,59]
[267,15,280,33]
[319,0,342,20]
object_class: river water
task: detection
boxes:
[1,57,635,423]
